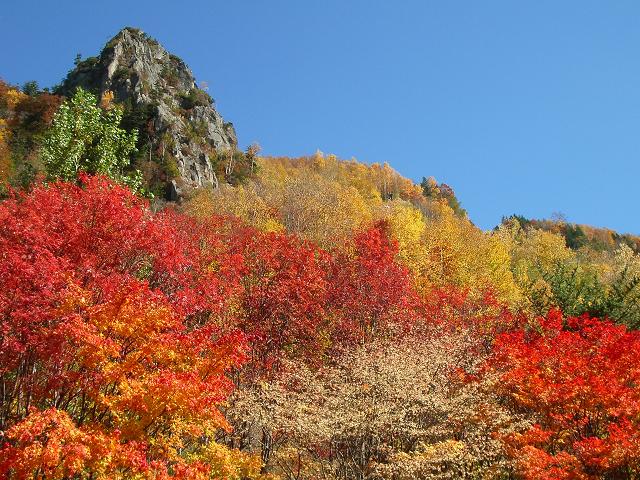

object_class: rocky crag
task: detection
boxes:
[59,27,237,198]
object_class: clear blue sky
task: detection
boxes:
[2,1,639,233]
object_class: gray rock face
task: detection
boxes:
[60,27,237,192]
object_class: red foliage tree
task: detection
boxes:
[228,226,330,370]
[328,221,418,344]
[0,176,253,478]
[488,309,640,479]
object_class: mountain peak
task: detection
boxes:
[59,27,237,197]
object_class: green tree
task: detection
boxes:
[42,88,142,191]
[563,223,589,250]
[21,81,39,96]
[527,260,604,317]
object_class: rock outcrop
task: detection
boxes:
[59,27,237,194]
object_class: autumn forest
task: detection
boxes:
[3,28,640,480]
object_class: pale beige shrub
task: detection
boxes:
[225,327,529,479]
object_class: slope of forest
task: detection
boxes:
[2,28,640,480]
[503,214,640,253]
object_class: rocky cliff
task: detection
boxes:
[59,27,237,197]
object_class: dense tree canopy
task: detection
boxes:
[3,89,640,478]
[489,310,640,479]
[0,176,265,478]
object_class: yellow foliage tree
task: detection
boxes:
[277,172,373,248]
[378,199,520,304]
[185,184,284,233]
[510,228,575,283]
[185,152,523,305]
[0,118,10,184]
[0,84,26,184]
[379,199,430,291]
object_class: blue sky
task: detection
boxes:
[2,1,639,232]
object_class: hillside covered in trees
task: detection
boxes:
[3,27,640,480]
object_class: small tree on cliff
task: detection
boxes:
[42,87,143,191]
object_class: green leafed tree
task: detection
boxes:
[42,87,143,192]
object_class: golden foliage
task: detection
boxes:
[185,184,284,233]
[0,83,24,183]
[0,118,11,183]
[276,173,373,248]
[228,327,526,479]
[379,200,521,304]
[100,90,115,110]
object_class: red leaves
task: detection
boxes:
[0,408,156,479]
[328,221,418,343]
[0,176,248,477]
[232,227,329,368]
[489,311,640,478]
[10,176,640,477]
[229,220,420,370]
